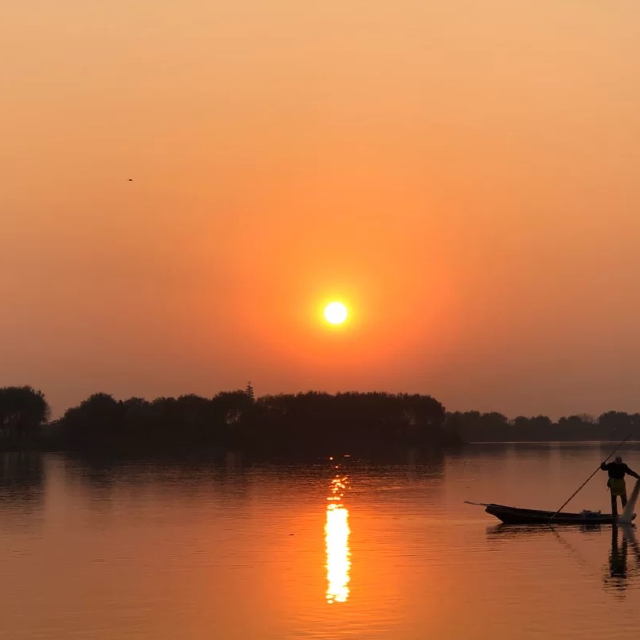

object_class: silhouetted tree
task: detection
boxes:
[0,386,50,446]
[212,390,254,425]
[598,411,634,439]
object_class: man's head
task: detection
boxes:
[615,456,623,463]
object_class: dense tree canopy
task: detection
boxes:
[44,390,454,456]
[3,384,640,455]
[0,386,50,446]
[447,411,640,442]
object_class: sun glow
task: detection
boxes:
[325,474,351,604]
[324,302,348,325]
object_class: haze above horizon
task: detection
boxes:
[2,0,640,418]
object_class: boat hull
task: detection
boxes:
[484,503,633,525]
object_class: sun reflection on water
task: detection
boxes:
[325,473,351,604]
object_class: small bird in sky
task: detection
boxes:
[128,178,133,182]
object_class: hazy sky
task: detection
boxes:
[2,0,640,418]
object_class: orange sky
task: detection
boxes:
[2,0,640,417]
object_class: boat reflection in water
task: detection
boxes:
[486,521,640,594]
[325,473,351,604]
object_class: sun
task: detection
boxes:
[324,301,348,325]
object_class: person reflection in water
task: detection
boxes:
[600,456,640,517]
[609,527,628,580]
[604,524,640,594]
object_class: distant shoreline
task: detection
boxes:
[2,385,638,456]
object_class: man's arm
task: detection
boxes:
[626,465,640,480]
[601,462,609,471]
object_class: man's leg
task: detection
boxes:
[621,493,628,508]
[611,493,618,518]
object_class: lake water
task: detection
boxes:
[1,444,640,639]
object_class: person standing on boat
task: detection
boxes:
[601,456,640,516]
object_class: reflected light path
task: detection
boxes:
[325,473,351,604]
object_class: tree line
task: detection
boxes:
[2,385,639,456]
[446,410,640,442]
[0,385,456,456]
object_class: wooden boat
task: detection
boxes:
[481,503,627,525]
[465,450,640,525]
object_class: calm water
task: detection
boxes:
[1,444,640,639]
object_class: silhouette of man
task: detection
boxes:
[601,456,640,517]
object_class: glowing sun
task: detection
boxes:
[324,301,348,325]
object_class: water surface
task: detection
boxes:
[1,444,639,639]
